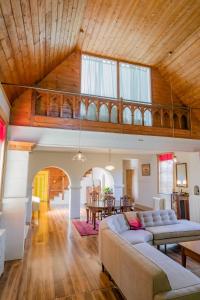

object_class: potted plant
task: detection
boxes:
[103,186,113,199]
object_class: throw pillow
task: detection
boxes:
[129,218,145,230]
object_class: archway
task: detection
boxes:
[32,166,71,215]
[80,167,114,209]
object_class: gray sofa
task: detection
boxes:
[99,210,200,300]
[138,210,200,246]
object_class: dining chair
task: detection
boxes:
[120,195,132,212]
[89,190,101,220]
[103,195,115,218]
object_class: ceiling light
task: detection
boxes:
[105,164,115,171]
[72,150,86,162]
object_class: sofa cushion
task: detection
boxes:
[123,211,137,222]
[146,220,200,241]
[133,243,200,290]
[120,229,153,244]
[138,209,178,227]
[100,214,129,234]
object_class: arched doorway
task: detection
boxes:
[80,167,114,209]
[32,166,71,212]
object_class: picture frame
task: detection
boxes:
[142,164,150,176]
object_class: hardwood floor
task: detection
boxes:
[0,204,200,300]
[0,204,122,300]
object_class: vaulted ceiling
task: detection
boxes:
[0,0,200,107]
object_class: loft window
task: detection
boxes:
[81,54,117,98]
[120,63,151,103]
[158,153,173,194]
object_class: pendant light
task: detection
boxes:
[72,104,86,162]
[105,149,115,171]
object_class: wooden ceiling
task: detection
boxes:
[0,0,200,107]
[0,0,86,100]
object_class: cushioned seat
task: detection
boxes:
[121,229,153,244]
[134,243,200,290]
[146,220,200,241]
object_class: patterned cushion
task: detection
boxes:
[138,209,178,227]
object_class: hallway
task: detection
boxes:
[0,204,121,300]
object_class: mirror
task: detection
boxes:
[176,163,188,187]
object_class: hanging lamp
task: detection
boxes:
[72,100,86,162]
[105,149,115,171]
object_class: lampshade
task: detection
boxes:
[72,150,86,162]
[105,164,115,171]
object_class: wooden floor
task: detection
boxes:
[0,204,200,300]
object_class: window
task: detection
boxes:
[158,153,173,194]
[81,55,117,98]
[120,63,151,102]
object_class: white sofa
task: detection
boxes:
[99,211,200,300]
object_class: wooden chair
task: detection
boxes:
[120,195,132,212]
[89,190,101,221]
[103,195,115,218]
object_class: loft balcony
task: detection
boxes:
[11,88,191,138]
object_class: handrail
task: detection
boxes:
[1,81,189,110]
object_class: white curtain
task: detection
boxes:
[120,63,151,102]
[123,107,132,124]
[81,55,117,98]
[144,110,152,126]
[134,109,142,125]
[159,160,173,194]
[99,104,109,122]
[111,106,118,123]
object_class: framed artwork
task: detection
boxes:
[142,164,150,176]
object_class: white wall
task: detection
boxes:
[28,151,124,218]
[2,150,30,260]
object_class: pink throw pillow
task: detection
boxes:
[129,218,145,230]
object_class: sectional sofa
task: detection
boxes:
[99,209,200,300]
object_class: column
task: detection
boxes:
[69,186,81,219]
[2,149,30,260]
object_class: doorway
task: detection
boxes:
[126,169,134,198]
[32,167,70,207]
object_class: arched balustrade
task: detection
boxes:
[99,104,109,122]
[33,90,190,133]
[123,107,132,124]
[111,105,118,123]
[87,103,97,121]
[134,108,142,125]
[144,109,152,126]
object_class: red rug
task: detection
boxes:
[72,220,99,236]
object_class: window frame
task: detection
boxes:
[119,61,152,103]
[81,52,152,102]
[157,154,174,195]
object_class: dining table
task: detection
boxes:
[86,201,133,230]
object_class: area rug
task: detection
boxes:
[72,220,99,236]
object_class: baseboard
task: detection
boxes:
[134,203,153,211]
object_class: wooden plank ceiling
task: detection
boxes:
[0,0,86,101]
[0,0,200,107]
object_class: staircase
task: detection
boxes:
[50,190,69,207]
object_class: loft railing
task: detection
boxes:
[32,89,190,131]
